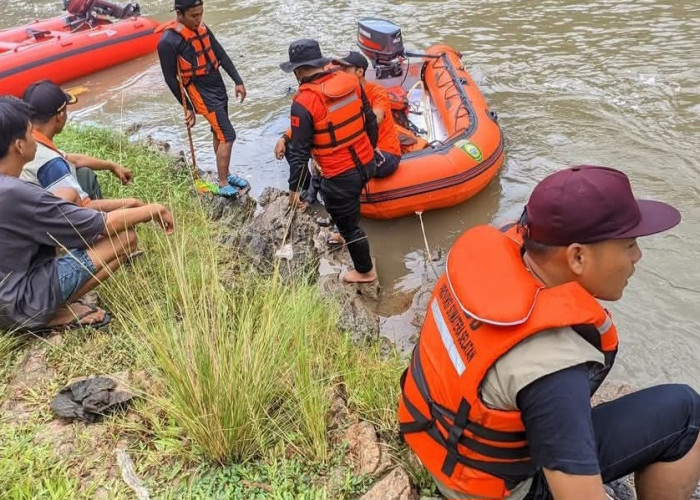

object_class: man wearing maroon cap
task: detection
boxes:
[398,166,699,500]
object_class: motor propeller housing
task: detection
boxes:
[357,18,405,79]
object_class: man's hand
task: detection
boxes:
[275,137,286,160]
[311,159,323,177]
[185,109,196,128]
[288,191,307,211]
[150,204,175,235]
[111,164,134,185]
[235,84,247,103]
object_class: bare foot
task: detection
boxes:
[343,268,378,283]
[48,303,107,328]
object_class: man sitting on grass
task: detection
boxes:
[0,96,175,332]
[21,80,141,211]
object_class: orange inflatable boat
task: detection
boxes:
[0,6,159,97]
[357,20,504,219]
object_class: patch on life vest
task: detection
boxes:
[438,283,479,363]
[291,116,300,128]
[455,140,483,162]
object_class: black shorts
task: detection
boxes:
[187,84,236,143]
[526,384,700,499]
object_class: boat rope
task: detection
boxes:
[416,211,440,278]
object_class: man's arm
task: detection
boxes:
[360,86,378,148]
[208,29,243,86]
[157,36,192,109]
[517,364,607,500]
[65,153,133,184]
[87,198,144,213]
[369,87,389,125]
[373,105,386,125]
[103,204,174,236]
[286,100,314,192]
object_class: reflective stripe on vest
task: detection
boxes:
[398,225,619,497]
[160,21,219,80]
[297,71,368,156]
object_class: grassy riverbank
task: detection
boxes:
[0,126,427,499]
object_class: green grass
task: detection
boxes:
[0,424,85,500]
[342,343,405,437]
[0,125,418,498]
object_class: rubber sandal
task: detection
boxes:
[22,305,112,335]
[217,185,238,198]
[316,217,332,227]
[226,174,249,189]
[68,305,112,330]
[326,233,345,247]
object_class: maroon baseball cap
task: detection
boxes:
[523,165,681,245]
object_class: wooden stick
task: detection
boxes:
[176,67,199,181]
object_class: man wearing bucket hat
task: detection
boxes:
[398,166,700,499]
[279,39,379,283]
[157,0,249,198]
[21,80,139,211]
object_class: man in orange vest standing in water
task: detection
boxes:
[399,166,700,499]
[279,39,379,283]
[157,0,249,197]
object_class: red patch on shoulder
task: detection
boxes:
[291,116,300,128]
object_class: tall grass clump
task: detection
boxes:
[104,226,344,464]
[341,344,405,436]
[58,125,406,468]
[59,126,344,462]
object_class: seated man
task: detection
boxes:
[399,165,699,499]
[334,51,402,178]
[0,96,175,332]
[21,80,139,211]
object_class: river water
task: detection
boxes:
[5,0,699,387]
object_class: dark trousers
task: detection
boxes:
[374,150,401,178]
[321,166,374,273]
[76,167,103,200]
[526,384,700,499]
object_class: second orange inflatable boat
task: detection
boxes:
[357,20,504,219]
[0,11,159,97]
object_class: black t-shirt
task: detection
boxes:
[517,363,601,476]
[157,27,244,110]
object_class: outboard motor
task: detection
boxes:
[63,0,98,15]
[63,0,140,18]
[357,18,405,80]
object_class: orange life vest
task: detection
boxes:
[297,71,373,171]
[398,225,619,498]
[157,21,219,81]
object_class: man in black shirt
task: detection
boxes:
[157,0,248,197]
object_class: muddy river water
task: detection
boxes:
[5,0,699,387]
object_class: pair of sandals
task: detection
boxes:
[218,174,249,198]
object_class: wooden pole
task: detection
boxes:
[176,67,200,181]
